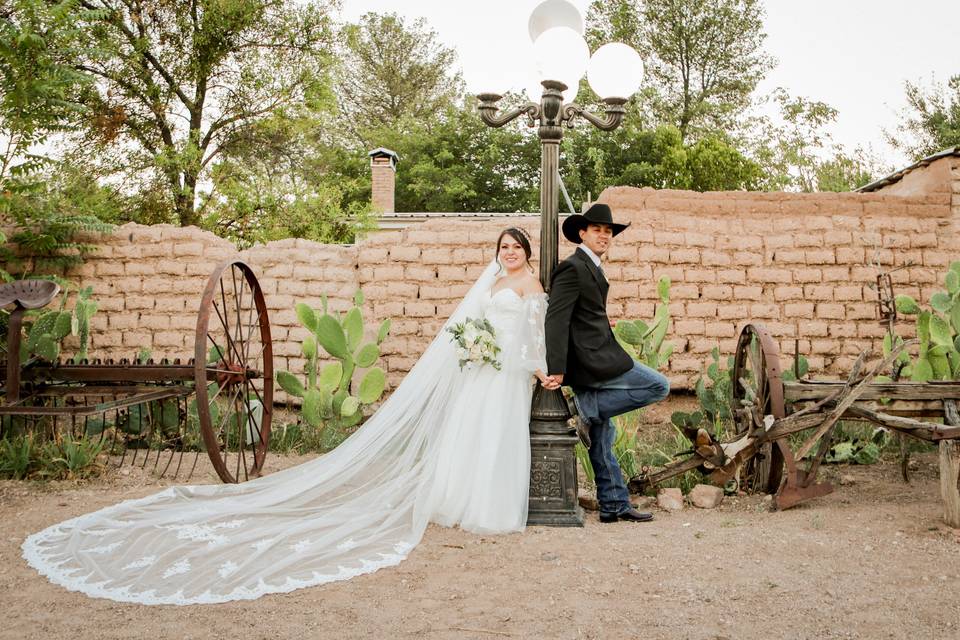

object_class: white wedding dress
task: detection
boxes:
[22,261,547,605]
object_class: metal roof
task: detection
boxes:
[368,147,399,161]
[856,146,958,193]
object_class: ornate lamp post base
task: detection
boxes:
[527,386,584,526]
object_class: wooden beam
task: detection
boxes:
[784,380,960,402]
[844,405,960,441]
[941,401,960,529]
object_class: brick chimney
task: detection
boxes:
[368,147,399,213]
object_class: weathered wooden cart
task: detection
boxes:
[631,322,960,527]
[0,259,274,483]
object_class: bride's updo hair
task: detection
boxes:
[495,227,533,274]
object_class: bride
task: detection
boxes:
[22,227,552,605]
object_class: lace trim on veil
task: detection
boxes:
[22,261,502,605]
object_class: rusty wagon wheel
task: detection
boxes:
[194,259,273,483]
[731,323,786,494]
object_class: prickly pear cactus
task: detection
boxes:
[278,288,392,448]
[894,261,960,381]
[15,284,100,364]
[613,275,674,371]
[71,286,98,363]
[21,308,71,363]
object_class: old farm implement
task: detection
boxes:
[0,259,274,483]
[631,321,960,525]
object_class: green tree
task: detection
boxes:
[585,0,773,142]
[748,89,884,192]
[61,0,336,228]
[203,9,483,227]
[584,0,643,48]
[1,2,115,280]
[362,99,541,213]
[335,12,463,146]
[561,111,763,199]
[200,112,375,246]
[0,0,92,189]
[887,74,960,161]
[814,150,881,193]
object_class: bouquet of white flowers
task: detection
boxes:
[446,317,502,371]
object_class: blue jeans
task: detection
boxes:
[573,361,670,514]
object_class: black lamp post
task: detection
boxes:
[476,1,644,526]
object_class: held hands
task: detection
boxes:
[536,371,563,390]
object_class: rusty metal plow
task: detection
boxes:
[0,259,274,483]
[630,323,960,518]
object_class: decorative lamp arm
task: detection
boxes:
[561,97,627,131]
[477,93,541,128]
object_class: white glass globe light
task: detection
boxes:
[533,26,589,91]
[587,42,644,99]
[528,0,584,42]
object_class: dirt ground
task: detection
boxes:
[2,399,959,640]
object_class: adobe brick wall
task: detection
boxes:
[3,182,955,393]
[597,186,955,383]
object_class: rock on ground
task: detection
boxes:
[689,484,724,509]
[578,490,598,511]
[657,487,684,511]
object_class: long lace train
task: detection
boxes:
[22,261,544,605]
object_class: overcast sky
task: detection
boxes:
[338,0,960,169]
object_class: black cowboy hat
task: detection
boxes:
[561,203,631,244]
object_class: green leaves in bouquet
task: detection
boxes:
[279,288,392,449]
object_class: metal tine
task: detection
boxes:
[129,406,140,466]
[157,397,182,479]
[116,406,128,468]
[153,400,165,474]
[139,402,152,470]
[186,449,200,481]
[172,445,185,480]
[94,405,106,446]
[104,397,116,464]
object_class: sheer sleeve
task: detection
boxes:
[517,293,548,374]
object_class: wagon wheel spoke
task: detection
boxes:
[195,260,273,483]
[732,324,785,494]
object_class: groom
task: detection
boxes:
[543,203,670,523]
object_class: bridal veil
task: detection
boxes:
[23,261,503,605]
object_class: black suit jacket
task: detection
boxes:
[545,248,633,387]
